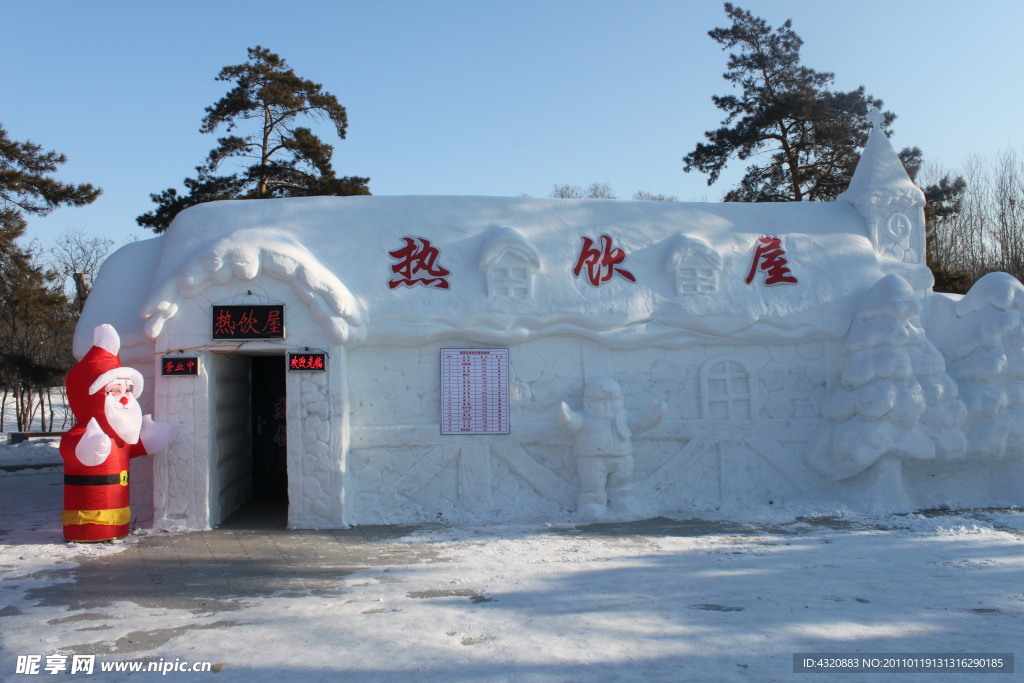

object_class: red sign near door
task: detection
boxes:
[288,353,327,371]
[212,305,285,339]
[161,356,199,376]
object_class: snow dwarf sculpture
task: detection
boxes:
[557,377,666,519]
[60,324,173,542]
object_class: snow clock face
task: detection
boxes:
[887,213,912,240]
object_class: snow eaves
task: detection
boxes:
[665,233,723,271]
[479,226,542,272]
[140,228,367,345]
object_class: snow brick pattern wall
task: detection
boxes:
[79,114,1024,528]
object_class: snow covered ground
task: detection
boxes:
[0,437,63,470]
[0,393,69,470]
[1,431,1021,681]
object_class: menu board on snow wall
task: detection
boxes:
[440,348,510,435]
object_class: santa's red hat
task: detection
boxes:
[66,324,144,427]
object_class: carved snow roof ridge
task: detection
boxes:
[141,228,367,344]
[666,233,723,271]
[479,226,542,272]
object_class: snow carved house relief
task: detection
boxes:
[75,115,1024,528]
[479,226,542,298]
[667,233,722,294]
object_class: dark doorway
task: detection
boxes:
[250,355,288,500]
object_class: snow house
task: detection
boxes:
[78,116,1024,529]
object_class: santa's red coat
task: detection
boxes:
[59,334,150,542]
[60,429,148,542]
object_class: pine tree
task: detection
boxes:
[138,46,370,233]
[0,242,73,430]
[0,123,97,429]
[0,124,101,248]
[683,3,892,202]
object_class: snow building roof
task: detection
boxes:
[78,193,914,355]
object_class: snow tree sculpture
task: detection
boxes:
[809,275,966,503]
[933,272,1024,459]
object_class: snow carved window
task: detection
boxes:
[667,234,722,295]
[487,257,532,297]
[701,357,756,420]
[678,265,718,293]
[479,227,542,298]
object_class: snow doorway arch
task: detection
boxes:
[143,229,366,529]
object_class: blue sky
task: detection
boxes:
[5,0,1024,248]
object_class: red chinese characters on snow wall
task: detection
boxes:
[745,236,798,286]
[386,234,799,290]
[388,237,451,289]
[572,235,636,286]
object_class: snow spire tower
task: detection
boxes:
[839,107,926,267]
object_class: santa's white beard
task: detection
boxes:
[105,395,142,444]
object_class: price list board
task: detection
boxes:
[441,348,510,435]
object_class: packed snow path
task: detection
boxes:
[1,469,1022,681]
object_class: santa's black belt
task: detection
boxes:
[64,472,128,486]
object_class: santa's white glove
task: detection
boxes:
[140,415,174,453]
[75,418,112,466]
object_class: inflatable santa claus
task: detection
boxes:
[60,324,173,542]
